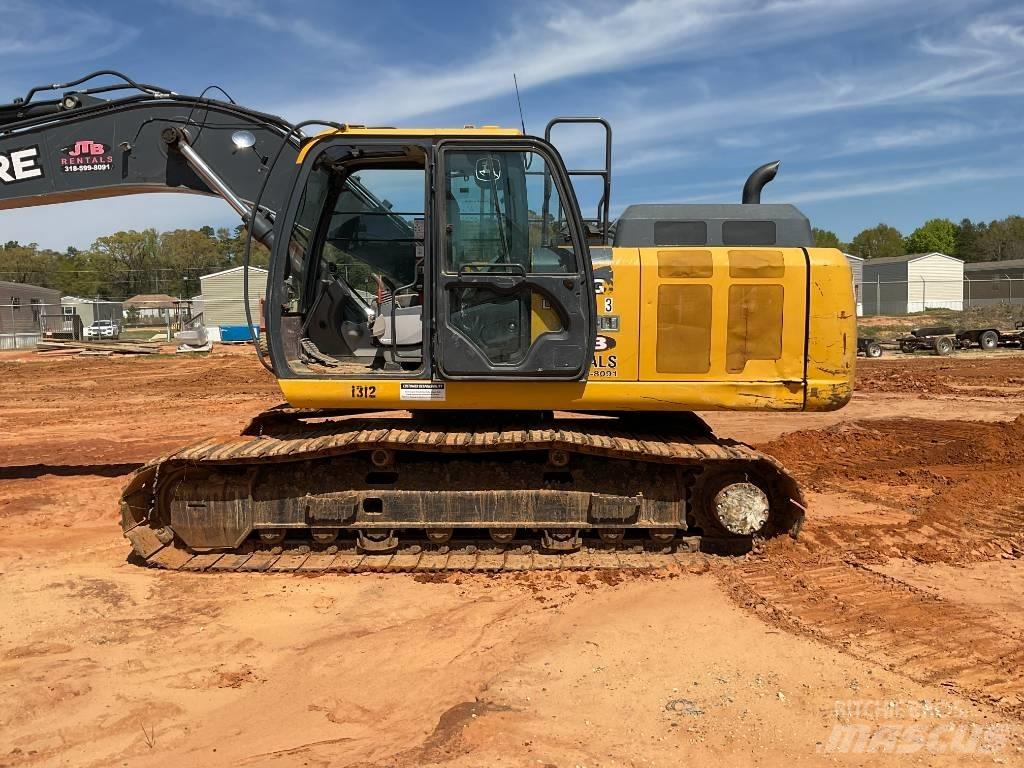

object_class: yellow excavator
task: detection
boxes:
[0,72,854,571]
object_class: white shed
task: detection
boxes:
[862,252,963,315]
[198,266,268,339]
[843,253,864,316]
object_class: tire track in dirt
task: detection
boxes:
[723,557,1024,720]
[724,416,1024,721]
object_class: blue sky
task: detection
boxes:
[1,0,1023,249]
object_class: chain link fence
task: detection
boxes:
[0,299,205,350]
[857,277,1024,316]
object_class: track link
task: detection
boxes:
[121,412,805,572]
[137,540,711,573]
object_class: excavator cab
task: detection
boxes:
[267,133,595,382]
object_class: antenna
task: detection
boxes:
[513,73,527,135]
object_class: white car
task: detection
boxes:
[83,320,121,340]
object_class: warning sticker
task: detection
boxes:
[400,382,446,401]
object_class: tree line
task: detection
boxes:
[814,215,1024,262]
[0,226,269,301]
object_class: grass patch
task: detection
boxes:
[859,305,1024,339]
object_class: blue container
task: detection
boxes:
[220,325,259,343]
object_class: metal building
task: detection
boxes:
[843,253,864,316]
[963,258,1024,307]
[861,252,964,315]
[61,296,124,326]
[0,279,61,349]
[199,266,268,341]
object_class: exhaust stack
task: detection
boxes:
[742,160,780,204]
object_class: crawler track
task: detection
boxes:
[131,539,710,573]
[120,412,805,571]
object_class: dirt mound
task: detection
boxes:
[856,355,1024,398]
[764,416,1024,480]
[722,416,1024,722]
[758,417,1024,565]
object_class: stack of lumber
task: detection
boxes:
[36,340,160,356]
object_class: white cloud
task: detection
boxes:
[616,146,695,173]
[647,155,1008,205]
[280,0,934,124]
[784,165,1024,204]
[0,0,139,61]
[166,0,354,50]
[545,6,1023,163]
[835,122,984,155]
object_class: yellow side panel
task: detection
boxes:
[805,248,857,410]
[658,249,713,278]
[656,284,712,373]
[728,249,785,278]
[278,378,807,412]
[639,247,806,385]
[726,284,784,373]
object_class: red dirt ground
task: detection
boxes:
[1,347,1022,766]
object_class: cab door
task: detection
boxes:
[433,141,595,380]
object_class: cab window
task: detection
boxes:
[444,150,575,274]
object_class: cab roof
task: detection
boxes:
[299,125,523,161]
[318,125,521,137]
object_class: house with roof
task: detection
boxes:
[861,252,964,315]
[123,293,180,322]
[0,279,60,349]
[61,296,124,327]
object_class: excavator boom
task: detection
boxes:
[0,72,301,245]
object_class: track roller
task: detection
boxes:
[598,529,625,546]
[542,529,581,552]
[258,529,286,546]
[648,529,676,546]
[489,528,516,544]
[311,527,339,544]
[426,528,453,545]
[358,529,398,553]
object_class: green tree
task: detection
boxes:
[91,229,159,296]
[975,216,1024,262]
[904,218,958,255]
[0,242,57,286]
[812,228,844,249]
[954,218,987,262]
[158,228,227,298]
[848,224,905,260]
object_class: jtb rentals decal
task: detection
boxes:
[0,146,44,184]
[592,335,617,376]
[60,140,114,173]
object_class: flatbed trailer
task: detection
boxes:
[896,326,958,356]
[856,337,883,358]
[956,322,1024,350]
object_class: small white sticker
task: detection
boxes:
[400,382,446,401]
